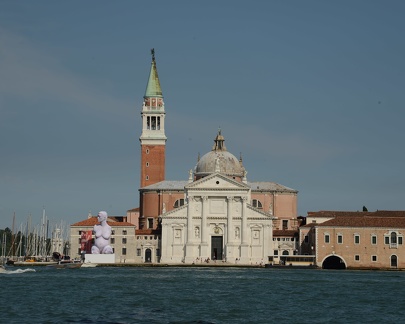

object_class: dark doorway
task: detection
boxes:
[391,255,398,268]
[145,248,152,263]
[322,255,346,269]
[211,236,223,261]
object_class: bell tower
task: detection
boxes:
[139,49,167,188]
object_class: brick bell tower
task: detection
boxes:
[139,49,167,188]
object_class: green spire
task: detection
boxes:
[144,48,163,98]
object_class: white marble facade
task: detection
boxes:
[160,173,274,265]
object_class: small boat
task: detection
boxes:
[81,262,97,268]
[47,260,82,269]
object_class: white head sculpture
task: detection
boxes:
[97,211,108,222]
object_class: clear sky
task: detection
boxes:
[1,0,405,229]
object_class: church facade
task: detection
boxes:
[136,50,299,265]
[160,172,274,264]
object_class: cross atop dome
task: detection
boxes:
[212,128,227,151]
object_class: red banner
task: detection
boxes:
[80,230,93,253]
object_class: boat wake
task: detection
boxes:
[0,268,36,274]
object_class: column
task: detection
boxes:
[186,196,193,243]
[225,196,236,262]
[240,196,249,263]
[185,196,195,263]
[200,196,209,258]
[226,196,233,245]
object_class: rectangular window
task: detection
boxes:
[156,249,160,257]
[122,238,127,244]
[122,248,127,255]
[137,249,141,256]
[148,218,154,229]
[274,250,279,256]
[337,234,343,244]
[399,237,403,245]
[354,235,360,244]
[372,255,377,262]
[371,235,377,245]
[355,255,360,261]
[304,235,309,243]
[123,230,127,235]
[325,234,330,243]
[111,238,115,244]
[111,230,115,235]
[282,220,288,230]
[385,236,390,245]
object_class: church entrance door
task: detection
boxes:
[145,248,152,263]
[211,236,223,261]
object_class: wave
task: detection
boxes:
[0,268,36,274]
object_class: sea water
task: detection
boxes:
[1,266,404,323]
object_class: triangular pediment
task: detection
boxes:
[162,204,187,218]
[186,173,250,191]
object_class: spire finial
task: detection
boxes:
[151,48,155,61]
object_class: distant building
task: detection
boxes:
[300,210,405,269]
[70,214,136,263]
[70,51,299,265]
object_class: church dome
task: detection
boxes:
[195,130,245,180]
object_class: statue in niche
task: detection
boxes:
[91,211,113,254]
[235,227,240,239]
[195,227,200,238]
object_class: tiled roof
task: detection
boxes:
[71,217,135,227]
[141,180,188,190]
[136,229,161,235]
[307,210,405,218]
[317,216,405,228]
[248,181,297,193]
[140,180,297,192]
[273,230,299,237]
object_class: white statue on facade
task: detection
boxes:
[91,211,113,254]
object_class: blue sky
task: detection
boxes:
[1,0,405,229]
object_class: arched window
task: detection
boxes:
[174,199,185,208]
[252,199,262,209]
[391,255,398,268]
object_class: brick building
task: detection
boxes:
[300,210,405,269]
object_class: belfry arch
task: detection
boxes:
[322,254,347,269]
